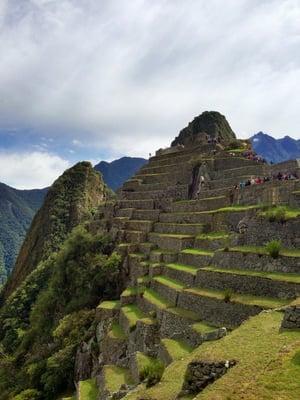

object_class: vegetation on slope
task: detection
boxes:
[1,162,107,300]
[0,183,46,285]
[0,226,121,400]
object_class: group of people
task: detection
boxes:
[234,172,299,189]
[228,149,266,163]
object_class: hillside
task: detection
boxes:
[251,132,300,163]
[1,162,108,300]
[0,111,299,400]
[0,183,46,285]
[94,157,147,190]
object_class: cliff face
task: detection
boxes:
[172,111,236,147]
[1,161,107,300]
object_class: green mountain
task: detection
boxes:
[0,183,47,286]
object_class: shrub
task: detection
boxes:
[12,389,41,400]
[140,360,164,387]
[264,206,287,223]
[266,240,282,259]
[224,289,234,303]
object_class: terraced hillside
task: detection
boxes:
[72,138,300,400]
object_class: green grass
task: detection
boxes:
[185,287,290,308]
[121,304,145,329]
[260,205,300,220]
[192,321,218,334]
[78,378,98,400]
[167,306,200,321]
[230,245,300,258]
[197,231,229,240]
[161,338,193,360]
[121,286,145,297]
[97,300,120,310]
[202,266,300,284]
[108,322,126,340]
[153,276,185,290]
[151,233,194,239]
[181,248,214,256]
[143,288,172,309]
[166,263,199,275]
[226,148,246,153]
[124,311,300,400]
[214,204,261,213]
[136,351,158,370]
[103,365,133,393]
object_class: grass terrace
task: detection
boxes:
[78,379,98,400]
[143,288,172,309]
[192,321,219,334]
[260,205,300,220]
[108,322,127,340]
[153,276,186,290]
[202,266,300,284]
[229,245,300,258]
[97,300,120,310]
[166,263,199,275]
[181,248,214,256]
[185,287,290,309]
[102,365,133,393]
[121,304,145,329]
[197,231,229,240]
[161,338,193,360]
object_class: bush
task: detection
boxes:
[264,206,287,223]
[224,289,234,303]
[265,240,282,259]
[140,360,164,387]
[13,389,41,400]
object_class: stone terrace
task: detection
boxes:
[82,144,300,399]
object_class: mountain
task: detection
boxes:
[94,156,147,190]
[172,111,236,147]
[250,132,300,163]
[1,162,108,300]
[0,183,47,285]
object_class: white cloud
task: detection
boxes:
[0,0,300,159]
[0,151,70,189]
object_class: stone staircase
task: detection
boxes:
[78,145,300,399]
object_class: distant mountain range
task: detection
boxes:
[251,132,300,163]
[94,156,147,190]
[0,183,47,284]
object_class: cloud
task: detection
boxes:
[0,150,70,189]
[0,0,300,161]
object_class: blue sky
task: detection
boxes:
[0,0,300,189]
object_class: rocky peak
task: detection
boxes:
[171,111,236,147]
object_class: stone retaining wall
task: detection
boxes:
[281,304,300,329]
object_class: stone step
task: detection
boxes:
[121,230,148,243]
[159,211,213,225]
[121,189,167,200]
[213,164,266,180]
[132,209,161,221]
[115,208,134,218]
[149,249,178,264]
[116,243,139,257]
[128,255,149,282]
[129,351,164,384]
[163,263,199,286]
[126,220,154,232]
[151,276,186,307]
[119,304,146,335]
[148,232,195,251]
[135,172,172,184]
[153,222,204,235]
[78,378,98,400]
[208,175,253,190]
[177,286,289,329]
[194,232,230,250]
[139,163,180,175]
[96,300,121,321]
[97,365,133,400]
[138,242,156,256]
[212,247,300,273]
[138,288,226,347]
[213,157,260,170]
[158,338,193,365]
[172,196,230,213]
[113,216,129,229]
[118,199,155,210]
[195,267,300,300]
[100,322,128,365]
[178,249,214,268]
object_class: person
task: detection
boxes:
[200,175,205,187]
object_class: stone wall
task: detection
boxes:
[281,304,300,329]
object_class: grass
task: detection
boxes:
[181,248,214,256]
[151,233,194,239]
[97,300,120,310]
[161,338,193,360]
[197,231,229,240]
[108,322,126,340]
[260,205,300,221]
[167,306,200,321]
[202,266,300,284]
[78,378,98,400]
[214,204,261,213]
[121,286,145,297]
[230,245,300,258]
[143,288,172,309]
[192,321,218,334]
[153,276,185,290]
[124,311,300,400]
[174,195,226,204]
[121,304,145,329]
[103,365,133,393]
[166,263,199,275]
[185,287,290,308]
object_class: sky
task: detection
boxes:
[0,0,300,189]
